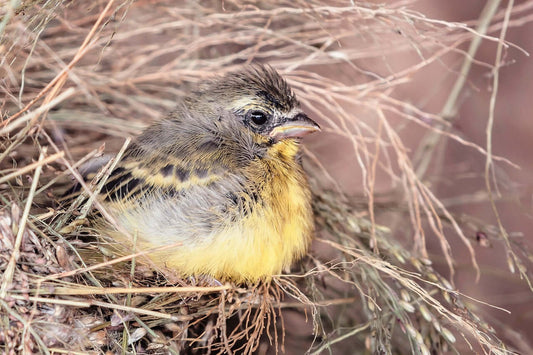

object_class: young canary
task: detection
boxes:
[90,65,319,282]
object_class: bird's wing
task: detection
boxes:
[101,147,229,204]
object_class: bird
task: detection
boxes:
[83,65,320,283]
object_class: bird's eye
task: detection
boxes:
[248,110,269,125]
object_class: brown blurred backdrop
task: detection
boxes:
[393,0,533,346]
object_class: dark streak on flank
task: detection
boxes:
[102,166,156,201]
[195,168,208,179]
[122,178,147,200]
[103,171,143,201]
[226,192,239,205]
[249,192,259,204]
[101,167,127,196]
[165,186,186,198]
[225,190,262,218]
[175,166,190,182]
[160,164,174,177]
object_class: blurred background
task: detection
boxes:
[398,1,533,347]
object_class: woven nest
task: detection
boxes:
[1,1,532,354]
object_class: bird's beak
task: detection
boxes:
[269,113,320,140]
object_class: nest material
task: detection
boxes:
[1,1,532,354]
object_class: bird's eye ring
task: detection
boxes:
[248,110,269,125]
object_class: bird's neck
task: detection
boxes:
[265,139,301,165]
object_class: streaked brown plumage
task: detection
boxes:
[80,65,320,282]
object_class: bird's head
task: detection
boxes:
[203,65,320,146]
